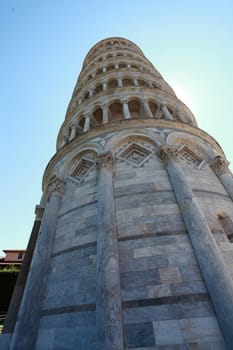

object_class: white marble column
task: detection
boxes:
[162,105,173,120]
[211,156,233,201]
[83,114,91,132]
[117,79,123,87]
[143,100,154,118]
[60,135,68,148]
[96,152,124,350]
[9,178,64,350]
[89,89,94,98]
[159,146,233,349]
[103,82,107,91]
[123,101,131,119]
[148,81,154,88]
[69,123,77,141]
[102,106,109,124]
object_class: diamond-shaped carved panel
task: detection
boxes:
[117,142,153,167]
[177,146,204,168]
[71,158,95,183]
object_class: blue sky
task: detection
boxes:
[1,0,233,253]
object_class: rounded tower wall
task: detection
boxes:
[7,38,233,350]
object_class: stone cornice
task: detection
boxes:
[42,119,225,191]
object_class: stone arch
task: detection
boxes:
[94,83,103,94]
[96,67,103,76]
[137,79,145,86]
[148,100,159,117]
[106,54,113,59]
[108,79,118,88]
[109,101,123,121]
[115,52,124,58]
[131,63,138,70]
[166,131,221,161]
[66,142,103,179]
[118,62,127,69]
[78,115,85,130]
[84,91,89,100]
[92,107,103,125]
[122,78,133,87]
[107,64,116,72]
[104,129,164,154]
[128,98,142,118]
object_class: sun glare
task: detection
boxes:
[172,84,194,109]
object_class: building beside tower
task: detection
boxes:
[2,37,233,349]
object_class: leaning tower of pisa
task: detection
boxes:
[3,37,233,349]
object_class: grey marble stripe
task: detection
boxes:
[193,189,230,199]
[118,230,187,242]
[115,189,174,199]
[41,303,96,316]
[123,293,209,308]
[58,200,98,218]
[52,242,97,257]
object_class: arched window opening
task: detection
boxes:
[217,212,233,243]
[131,64,138,70]
[128,100,141,118]
[84,91,89,100]
[168,107,173,116]
[95,84,103,94]
[67,127,72,140]
[107,64,115,72]
[149,102,158,117]
[122,79,132,87]
[93,108,103,125]
[89,116,97,130]
[78,116,85,130]
[109,102,123,121]
[119,63,127,69]
[96,68,103,76]
[48,175,57,186]
[109,79,118,88]
[137,80,145,86]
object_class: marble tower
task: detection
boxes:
[2,37,233,349]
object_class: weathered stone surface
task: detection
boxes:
[124,322,155,348]
[153,319,183,345]
[8,38,232,350]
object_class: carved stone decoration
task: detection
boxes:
[210,156,230,177]
[116,142,153,167]
[71,157,96,183]
[177,145,205,169]
[47,177,65,198]
[96,151,114,171]
[158,145,179,165]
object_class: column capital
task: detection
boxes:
[97,151,114,171]
[47,177,65,198]
[210,156,230,176]
[159,145,179,164]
